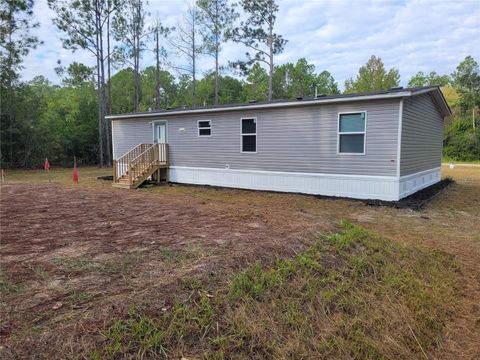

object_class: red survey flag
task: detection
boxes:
[44,158,50,171]
[73,159,79,184]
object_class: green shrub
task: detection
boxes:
[443,119,480,161]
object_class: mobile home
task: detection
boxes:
[107,86,451,201]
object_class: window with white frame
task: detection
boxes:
[198,120,211,136]
[241,118,257,152]
[338,112,366,154]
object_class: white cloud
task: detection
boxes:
[21,0,480,90]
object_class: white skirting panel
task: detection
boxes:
[170,166,403,201]
[399,167,441,199]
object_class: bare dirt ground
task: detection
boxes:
[0,165,479,358]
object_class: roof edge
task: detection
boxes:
[107,91,414,120]
[411,86,452,117]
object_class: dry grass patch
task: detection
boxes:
[1,167,112,189]
[96,223,460,359]
[1,166,477,358]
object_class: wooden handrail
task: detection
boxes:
[113,143,152,182]
[113,143,168,185]
[128,143,168,184]
[119,143,144,159]
[131,144,156,163]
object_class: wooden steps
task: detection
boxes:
[112,143,169,189]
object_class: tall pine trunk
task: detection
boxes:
[473,107,476,130]
[98,18,110,166]
[133,6,141,113]
[7,22,14,165]
[107,11,112,115]
[192,18,196,107]
[214,1,219,105]
[95,7,104,167]
[133,38,137,111]
[214,50,219,105]
[155,27,161,110]
[268,25,273,101]
[134,32,140,112]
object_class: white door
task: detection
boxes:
[154,122,167,143]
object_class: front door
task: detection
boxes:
[154,122,167,144]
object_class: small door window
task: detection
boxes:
[155,123,167,143]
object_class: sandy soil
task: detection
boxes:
[0,182,339,357]
[0,165,479,358]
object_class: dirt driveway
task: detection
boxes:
[1,165,479,358]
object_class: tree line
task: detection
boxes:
[1,0,479,168]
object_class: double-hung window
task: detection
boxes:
[241,118,257,152]
[338,112,366,154]
[198,120,211,136]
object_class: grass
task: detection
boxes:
[47,247,199,295]
[2,166,478,358]
[442,157,480,164]
[99,293,215,359]
[96,223,460,359]
[1,167,113,189]
[68,290,94,306]
[0,268,25,296]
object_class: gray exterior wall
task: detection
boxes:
[400,94,444,176]
[112,99,401,176]
[112,118,153,158]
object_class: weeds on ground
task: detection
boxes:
[68,290,94,306]
[100,293,214,359]
[96,222,460,359]
[0,268,24,296]
[50,250,172,277]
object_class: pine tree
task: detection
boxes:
[0,0,42,166]
[112,0,150,112]
[169,3,203,107]
[344,55,400,94]
[151,16,173,110]
[228,0,286,101]
[197,0,236,104]
[48,0,121,166]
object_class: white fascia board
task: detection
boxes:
[107,91,413,120]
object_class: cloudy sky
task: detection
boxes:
[22,0,480,89]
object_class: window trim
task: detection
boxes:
[240,117,257,153]
[337,111,367,155]
[197,119,212,137]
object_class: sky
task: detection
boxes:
[22,0,480,89]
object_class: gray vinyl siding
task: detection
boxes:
[112,119,153,159]
[400,94,443,176]
[112,99,400,176]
